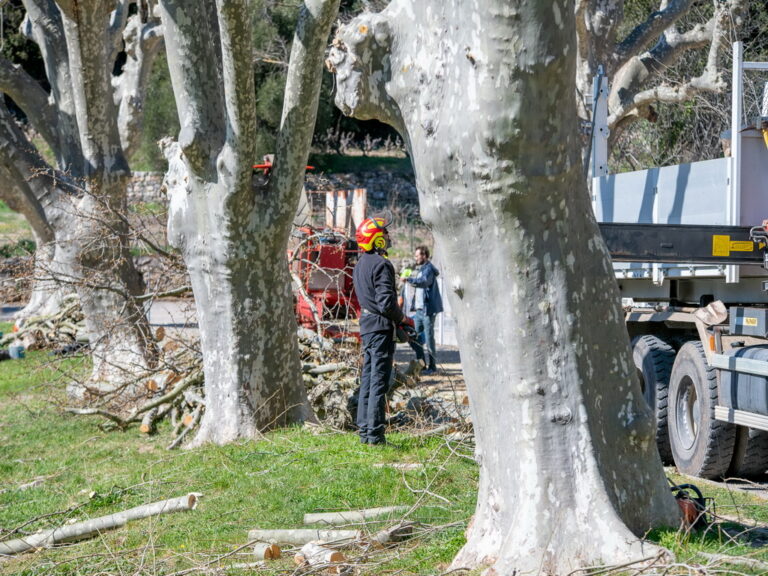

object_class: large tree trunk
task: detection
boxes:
[0,102,74,320]
[159,0,339,444]
[56,0,156,397]
[163,145,310,441]
[0,1,162,400]
[329,1,679,573]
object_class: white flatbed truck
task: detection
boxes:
[593,42,768,479]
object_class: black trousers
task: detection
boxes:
[358,329,395,443]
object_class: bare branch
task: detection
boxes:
[156,0,226,175]
[108,0,131,64]
[271,0,341,226]
[0,58,59,151]
[0,103,70,243]
[58,0,130,185]
[21,0,82,172]
[215,0,257,185]
[613,0,695,70]
[608,0,739,133]
[115,15,165,158]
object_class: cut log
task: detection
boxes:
[371,522,417,547]
[303,506,408,526]
[139,408,159,434]
[299,542,346,573]
[305,363,349,376]
[252,542,281,560]
[0,493,201,554]
[246,528,361,547]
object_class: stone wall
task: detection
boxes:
[127,170,419,208]
[128,171,165,204]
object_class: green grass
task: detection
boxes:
[3,346,768,575]
[0,202,32,246]
[0,352,477,575]
[129,201,167,217]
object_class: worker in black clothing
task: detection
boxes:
[353,217,413,445]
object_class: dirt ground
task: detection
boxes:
[395,344,465,394]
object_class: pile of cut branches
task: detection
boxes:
[67,324,470,446]
[2,294,85,350]
[67,328,205,449]
[300,328,470,434]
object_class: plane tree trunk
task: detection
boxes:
[0,0,163,400]
[0,102,72,320]
[158,0,339,444]
[328,1,680,573]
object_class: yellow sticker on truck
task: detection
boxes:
[712,235,755,257]
[743,317,759,326]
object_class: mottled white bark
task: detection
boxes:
[158,0,339,444]
[0,0,162,399]
[114,3,164,157]
[329,1,680,573]
[575,0,746,137]
[0,103,73,320]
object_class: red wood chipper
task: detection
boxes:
[290,226,361,340]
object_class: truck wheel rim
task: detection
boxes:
[676,375,699,451]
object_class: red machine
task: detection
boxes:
[290,227,361,339]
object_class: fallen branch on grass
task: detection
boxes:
[66,370,204,432]
[697,552,768,570]
[246,528,361,547]
[303,506,408,526]
[370,522,417,547]
[0,493,201,555]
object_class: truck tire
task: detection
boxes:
[631,335,675,464]
[668,341,736,479]
[728,427,768,478]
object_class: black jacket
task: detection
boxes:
[353,251,404,335]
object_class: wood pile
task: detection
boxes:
[298,328,464,432]
[1,294,86,350]
[66,327,206,450]
[63,322,469,445]
[248,505,418,574]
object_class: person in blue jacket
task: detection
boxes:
[353,217,413,445]
[401,246,443,374]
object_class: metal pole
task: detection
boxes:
[727,42,743,284]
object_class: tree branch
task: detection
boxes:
[156,0,226,176]
[0,58,59,152]
[21,0,83,173]
[608,0,740,133]
[115,15,165,157]
[108,0,131,64]
[57,0,130,185]
[215,0,257,187]
[613,0,695,71]
[0,103,64,242]
[271,0,341,226]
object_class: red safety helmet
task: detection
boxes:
[356,217,388,252]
